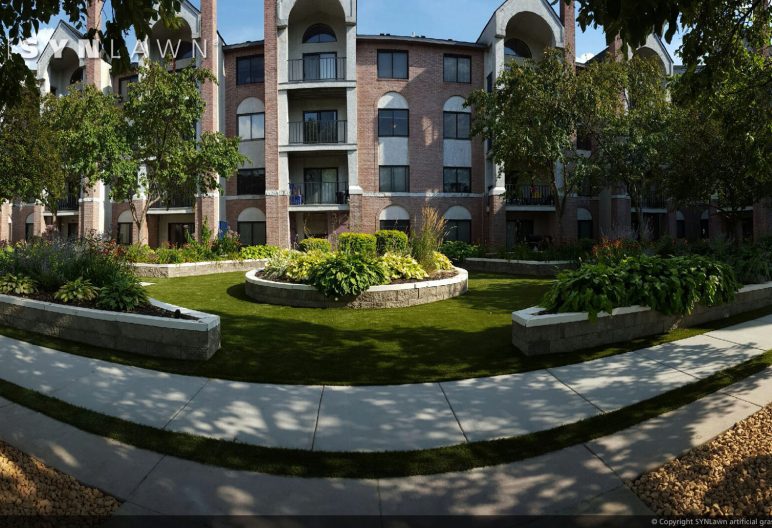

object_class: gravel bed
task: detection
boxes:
[633,404,771,516]
[0,440,120,518]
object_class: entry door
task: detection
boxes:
[304,168,338,204]
[303,111,338,144]
[303,52,337,81]
[168,223,195,247]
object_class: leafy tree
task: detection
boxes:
[467,48,609,242]
[104,61,245,244]
[0,87,62,206]
[0,0,182,106]
[588,56,672,240]
[43,84,130,227]
[666,50,772,239]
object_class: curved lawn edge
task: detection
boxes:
[0,351,768,479]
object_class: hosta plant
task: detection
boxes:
[96,276,149,312]
[309,254,389,299]
[0,274,38,295]
[54,278,100,304]
[241,245,281,260]
[432,251,455,272]
[379,253,428,281]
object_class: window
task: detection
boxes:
[302,110,339,143]
[25,222,34,241]
[236,55,264,85]
[117,223,132,245]
[378,109,409,137]
[168,223,194,247]
[119,75,138,101]
[238,112,265,141]
[507,219,534,248]
[379,166,409,192]
[578,219,593,240]
[380,220,410,234]
[446,220,471,243]
[303,24,337,43]
[377,51,408,79]
[443,167,471,193]
[505,38,532,59]
[444,112,471,140]
[237,169,266,195]
[444,55,471,83]
[238,222,267,246]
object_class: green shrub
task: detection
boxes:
[440,241,484,263]
[410,207,446,273]
[284,250,331,283]
[309,253,389,298]
[54,278,99,304]
[299,238,332,253]
[338,233,377,257]
[262,250,297,281]
[375,230,409,256]
[0,274,38,295]
[729,246,772,284]
[379,253,427,281]
[155,247,187,264]
[542,255,739,318]
[241,245,282,260]
[97,275,149,312]
[591,238,645,266]
[213,230,242,258]
[432,251,455,272]
[123,244,156,263]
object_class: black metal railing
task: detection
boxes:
[237,172,266,195]
[288,57,346,82]
[56,194,79,211]
[288,121,347,145]
[505,184,556,206]
[289,181,348,206]
[640,192,667,209]
[150,194,195,209]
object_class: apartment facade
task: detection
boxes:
[4,0,770,248]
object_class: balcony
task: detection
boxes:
[289,121,347,145]
[150,194,195,209]
[290,181,348,206]
[56,194,79,211]
[237,170,266,196]
[639,192,667,210]
[288,56,346,83]
[505,184,555,207]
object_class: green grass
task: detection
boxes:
[0,349,768,479]
[0,271,771,385]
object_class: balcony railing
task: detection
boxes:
[639,192,667,210]
[237,172,266,195]
[288,57,346,82]
[150,194,195,209]
[505,184,556,206]
[288,121,347,145]
[56,194,79,211]
[290,181,348,206]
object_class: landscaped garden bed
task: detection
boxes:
[512,239,772,355]
[462,258,575,277]
[133,258,269,278]
[0,238,221,360]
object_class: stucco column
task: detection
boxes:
[32,204,46,238]
[0,203,11,242]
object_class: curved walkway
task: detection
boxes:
[1,314,771,453]
[0,368,769,516]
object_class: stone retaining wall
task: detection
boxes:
[0,295,220,360]
[463,258,575,277]
[244,268,469,309]
[512,282,772,356]
[133,259,268,278]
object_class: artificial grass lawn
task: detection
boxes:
[0,271,770,385]
[0,349,768,478]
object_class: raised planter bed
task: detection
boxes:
[244,268,469,309]
[133,259,268,279]
[463,258,575,277]
[512,282,772,356]
[0,294,220,360]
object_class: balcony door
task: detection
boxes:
[303,111,338,144]
[304,168,339,205]
[303,52,337,81]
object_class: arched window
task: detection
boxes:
[577,208,593,240]
[379,205,410,234]
[700,210,710,239]
[25,213,35,241]
[117,210,133,245]
[444,206,472,243]
[238,208,267,246]
[676,211,686,239]
[303,24,336,44]
[505,38,532,60]
[237,98,265,141]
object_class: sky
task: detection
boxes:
[21,0,683,67]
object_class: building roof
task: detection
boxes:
[222,40,265,51]
[356,34,486,49]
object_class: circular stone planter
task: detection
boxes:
[244,268,469,309]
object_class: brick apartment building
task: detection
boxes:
[3,0,770,248]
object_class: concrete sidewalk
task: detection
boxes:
[0,314,770,453]
[0,367,768,517]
